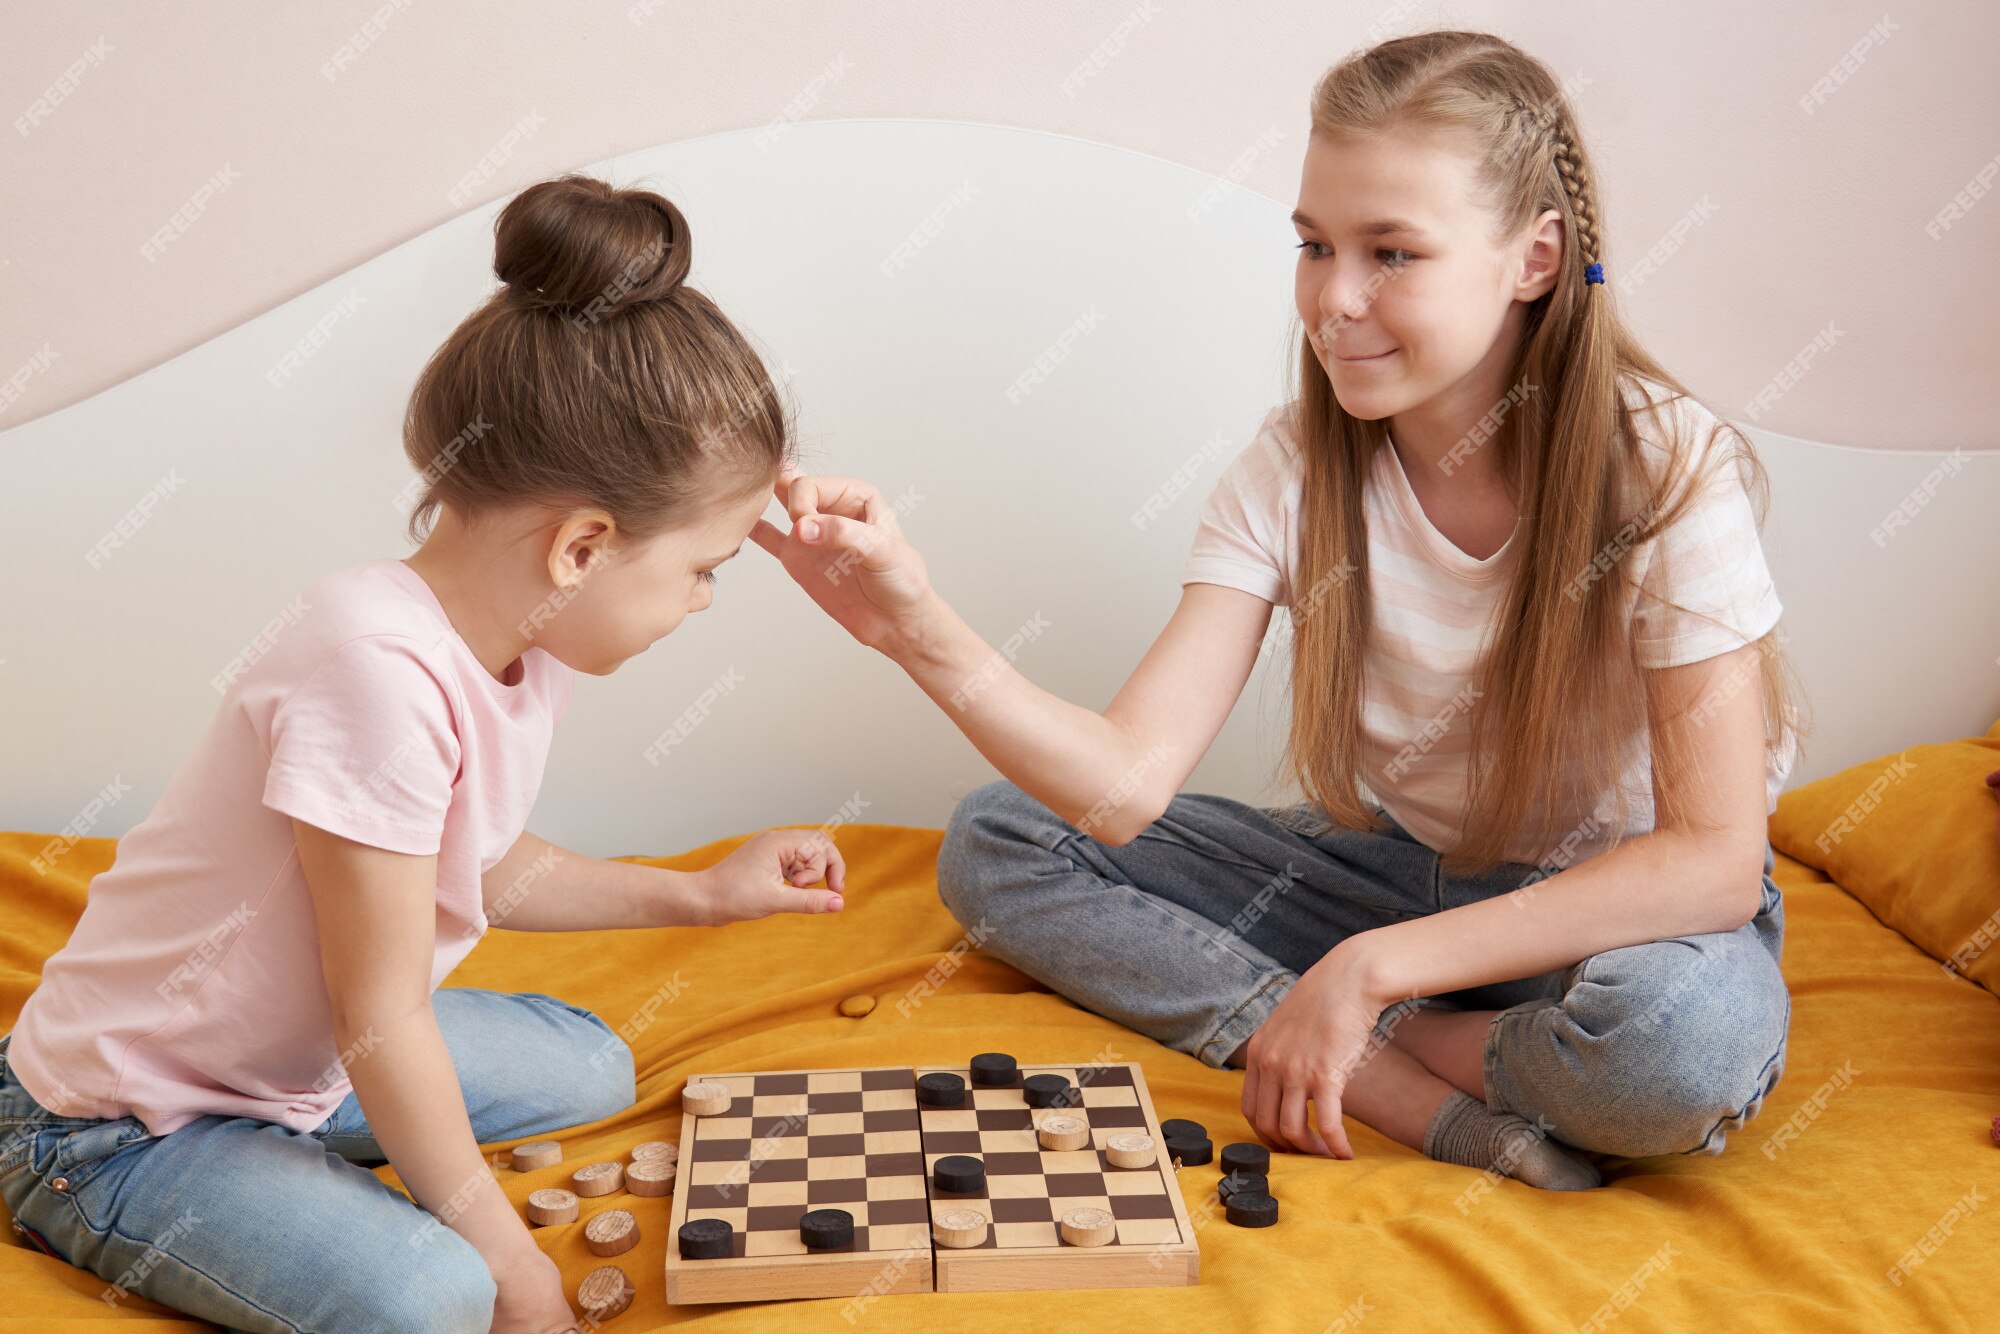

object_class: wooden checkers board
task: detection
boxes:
[915,1062,1199,1292]
[666,1068,933,1303]
[666,1063,1199,1304]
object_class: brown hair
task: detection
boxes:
[401,173,791,545]
[1285,30,1809,876]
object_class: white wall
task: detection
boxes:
[4,121,1996,854]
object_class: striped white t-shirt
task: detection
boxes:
[1183,375,1791,867]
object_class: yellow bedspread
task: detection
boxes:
[2,823,1994,1333]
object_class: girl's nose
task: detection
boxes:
[1319,262,1376,329]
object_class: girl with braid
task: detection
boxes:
[757,30,1805,1186]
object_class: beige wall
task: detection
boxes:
[2,1,1994,449]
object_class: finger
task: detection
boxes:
[821,481,897,531]
[1252,1063,1284,1151]
[820,840,847,895]
[1278,1085,1322,1157]
[784,473,825,522]
[1312,1083,1353,1160]
[769,877,844,914]
[750,517,789,556]
[790,476,884,525]
[787,847,835,888]
[791,829,834,869]
[797,513,891,566]
[1239,1060,1260,1132]
[802,476,883,518]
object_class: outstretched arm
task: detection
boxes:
[478,827,847,931]
[752,471,1275,845]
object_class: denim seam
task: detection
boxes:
[1478,999,1544,1116]
[1127,828,1278,882]
[1195,969,1298,1068]
[48,1185,315,1332]
[1687,993,1792,1155]
[1034,826,1296,1066]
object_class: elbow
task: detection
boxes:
[1087,818,1143,849]
[327,992,433,1050]
[1706,842,1771,933]
[1075,792,1169,848]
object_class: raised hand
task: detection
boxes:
[750,469,936,653]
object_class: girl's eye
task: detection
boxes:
[697,569,718,586]
[1294,240,1416,267]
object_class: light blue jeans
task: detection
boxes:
[0,987,635,1333]
[938,782,1790,1160]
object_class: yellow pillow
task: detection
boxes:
[1770,718,2000,995]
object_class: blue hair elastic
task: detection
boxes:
[1584,262,1605,285]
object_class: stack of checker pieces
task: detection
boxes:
[665,1062,1199,1303]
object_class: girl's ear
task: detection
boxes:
[1515,207,1566,302]
[547,510,619,588]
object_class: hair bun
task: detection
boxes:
[493,175,692,317]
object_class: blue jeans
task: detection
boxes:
[0,987,635,1333]
[937,782,1790,1160]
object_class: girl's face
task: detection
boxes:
[538,481,771,674]
[1291,125,1559,423]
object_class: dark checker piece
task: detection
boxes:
[1225,1191,1280,1228]
[678,1217,734,1259]
[1160,1118,1207,1141]
[1219,1171,1269,1203]
[932,1154,986,1193]
[917,1072,967,1107]
[1165,1135,1213,1166]
[1022,1074,1077,1108]
[800,1208,855,1250]
[970,1052,1019,1086]
[1219,1142,1270,1176]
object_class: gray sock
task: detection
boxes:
[1422,1089,1601,1191]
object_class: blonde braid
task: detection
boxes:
[1507,94,1602,276]
[1550,125,1601,269]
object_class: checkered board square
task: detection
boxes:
[666,1063,1199,1304]
[913,1063,1198,1290]
[666,1067,936,1304]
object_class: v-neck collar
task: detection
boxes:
[1379,434,1521,583]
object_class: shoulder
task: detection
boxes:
[235,561,456,708]
[1618,373,1744,492]
[1215,403,1306,500]
[1248,402,1306,468]
[290,560,454,651]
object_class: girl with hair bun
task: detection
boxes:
[2,174,840,1332]
[760,31,1807,1190]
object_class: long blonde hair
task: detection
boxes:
[1286,30,1808,876]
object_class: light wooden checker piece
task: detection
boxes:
[913,1063,1198,1292]
[666,1067,935,1304]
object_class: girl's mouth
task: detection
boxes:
[1336,349,1397,363]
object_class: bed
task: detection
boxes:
[4,724,1995,1332]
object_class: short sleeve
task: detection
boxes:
[1630,422,1784,669]
[1181,408,1299,606]
[262,636,462,854]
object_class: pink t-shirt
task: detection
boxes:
[7,558,575,1136]
[1183,375,1793,867]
